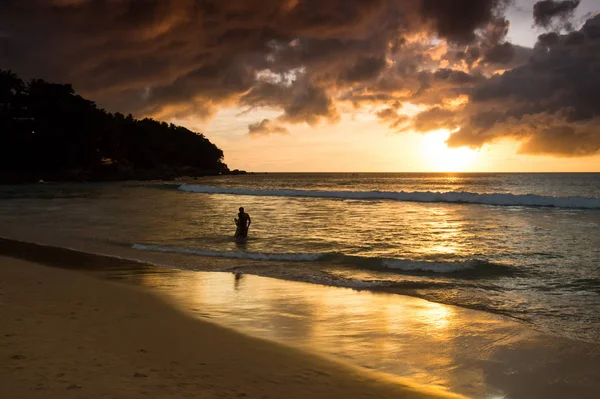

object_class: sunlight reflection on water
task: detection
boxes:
[110,268,599,399]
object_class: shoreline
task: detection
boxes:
[0,234,589,344]
[0,235,542,335]
[0,233,598,341]
[0,255,460,399]
[1,237,600,397]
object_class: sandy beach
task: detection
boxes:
[0,256,461,399]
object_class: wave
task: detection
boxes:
[177,185,600,209]
[132,244,516,277]
[132,244,324,262]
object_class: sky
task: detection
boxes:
[1,0,599,172]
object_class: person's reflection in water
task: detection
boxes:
[234,237,247,250]
[234,272,244,290]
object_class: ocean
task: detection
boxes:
[1,173,599,345]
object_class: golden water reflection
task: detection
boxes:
[136,269,525,398]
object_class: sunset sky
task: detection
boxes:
[1,0,599,172]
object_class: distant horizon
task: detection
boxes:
[238,169,600,175]
[233,171,600,174]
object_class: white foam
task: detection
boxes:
[132,244,509,275]
[178,185,600,209]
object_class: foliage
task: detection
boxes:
[0,70,229,183]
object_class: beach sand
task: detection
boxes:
[0,256,462,399]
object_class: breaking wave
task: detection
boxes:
[132,244,517,277]
[177,185,600,209]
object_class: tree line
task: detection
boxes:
[0,70,233,183]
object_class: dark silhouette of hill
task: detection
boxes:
[0,70,237,183]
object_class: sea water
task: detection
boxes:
[0,173,599,343]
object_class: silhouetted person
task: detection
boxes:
[235,207,251,238]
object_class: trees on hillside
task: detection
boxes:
[0,70,229,183]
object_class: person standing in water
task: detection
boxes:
[235,207,251,237]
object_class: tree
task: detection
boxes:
[0,70,229,183]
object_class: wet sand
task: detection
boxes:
[0,256,461,399]
[1,237,600,398]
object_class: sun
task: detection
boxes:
[421,130,478,172]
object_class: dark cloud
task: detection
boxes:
[0,0,514,123]
[533,0,581,30]
[437,16,527,72]
[248,119,290,136]
[447,15,600,156]
[518,123,600,156]
[340,56,388,82]
[281,81,339,124]
[420,0,511,43]
[376,107,409,130]
[338,59,485,112]
[241,76,339,125]
[376,104,460,134]
[564,31,586,45]
[376,107,399,121]
[454,46,482,66]
[536,31,562,47]
[2,0,597,156]
[412,106,459,132]
[410,69,483,105]
[240,82,290,110]
[483,42,516,63]
[582,13,600,38]
[433,69,481,84]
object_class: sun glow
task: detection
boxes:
[421,130,478,172]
